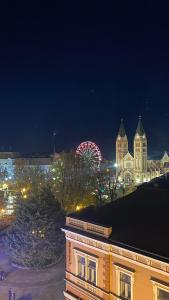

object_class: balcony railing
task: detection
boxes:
[66,217,112,238]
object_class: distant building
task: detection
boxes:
[116,117,169,185]
[63,174,169,300]
[0,152,20,179]
[0,152,53,179]
[15,156,52,173]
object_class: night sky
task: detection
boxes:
[0,2,169,159]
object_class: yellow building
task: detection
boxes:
[62,175,169,300]
[116,117,168,185]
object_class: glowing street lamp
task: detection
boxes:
[114,163,118,168]
[21,188,26,193]
[1,208,5,214]
[76,205,81,211]
[2,183,8,190]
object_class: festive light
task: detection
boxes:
[76,141,102,169]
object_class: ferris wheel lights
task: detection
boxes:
[76,141,102,170]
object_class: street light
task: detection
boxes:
[21,188,26,193]
[3,183,8,190]
[1,208,5,214]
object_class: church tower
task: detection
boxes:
[134,116,147,173]
[116,119,128,169]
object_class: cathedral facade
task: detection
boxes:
[116,117,169,185]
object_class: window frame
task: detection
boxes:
[87,258,97,285]
[151,279,169,300]
[77,255,86,279]
[114,264,134,300]
[74,249,98,286]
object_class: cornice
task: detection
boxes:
[63,228,169,277]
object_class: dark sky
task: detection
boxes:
[0,2,169,159]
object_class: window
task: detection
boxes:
[151,279,169,300]
[120,272,131,299]
[74,249,98,285]
[157,288,169,300]
[77,255,86,279]
[114,264,134,300]
[88,260,96,284]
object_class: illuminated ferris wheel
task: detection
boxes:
[76,141,102,169]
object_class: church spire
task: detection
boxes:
[135,116,146,137]
[116,118,128,169]
[118,118,126,138]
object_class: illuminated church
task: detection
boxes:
[116,117,169,184]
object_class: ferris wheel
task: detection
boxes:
[76,141,102,169]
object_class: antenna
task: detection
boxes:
[53,132,56,154]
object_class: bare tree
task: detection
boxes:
[93,168,123,205]
[13,158,48,197]
[50,151,95,212]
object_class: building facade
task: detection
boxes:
[0,152,52,180]
[116,117,169,185]
[63,220,169,300]
[62,177,169,300]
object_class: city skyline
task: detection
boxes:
[0,115,168,161]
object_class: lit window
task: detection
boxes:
[157,288,169,300]
[151,278,169,300]
[88,260,96,284]
[75,250,98,285]
[77,255,86,279]
[115,264,134,300]
[120,272,131,299]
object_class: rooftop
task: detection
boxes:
[69,173,169,262]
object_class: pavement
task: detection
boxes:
[0,240,65,300]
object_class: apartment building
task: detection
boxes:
[62,175,169,300]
